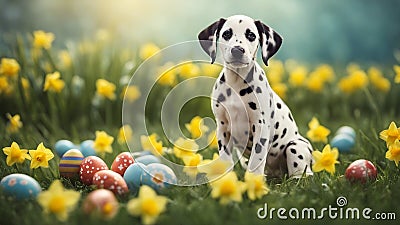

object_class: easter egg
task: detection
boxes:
[345,159,377,183]
[331,134,355,152]
[82,189,119,220]
[135,155,160,165]
[59,149,84,178]
[0,174,41,200]
[123,162,147,192]
[336,126,356,139]
[55,140,75,157]
[80,140,97,157]
[80,156,109,185]
[111,152,135,176]
[141,163,177,192]
[132,151,153,158]
[92,170,129,195]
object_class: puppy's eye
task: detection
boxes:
[245,29,256,42]
[222,29,232,41]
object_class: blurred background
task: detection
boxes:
[0,0,399,64]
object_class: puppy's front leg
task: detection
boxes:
[247,119,270,175]
[216,119,234,165]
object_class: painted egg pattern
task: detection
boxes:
[80,156,109,185]
[55,139,75,157]
[0,174,41,200]
[111,152,135,176]
[345,159,377,183]
[141,163,177,192]
[59,149,84,178]
[92,170,129,195]
[82,189,119,220]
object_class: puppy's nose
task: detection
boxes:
[231,46,245,58]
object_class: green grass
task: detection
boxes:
[1,31,400,225]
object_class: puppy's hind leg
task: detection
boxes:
[285,138,314,178]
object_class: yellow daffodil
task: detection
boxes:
[58,50,72,68]
[338,70,369,94]
[139,43,160,61]
[306,117,330,143]
[201,63,221,77]
[312,145,339,174]
[173,137,198,159]
[289,66,307,87]
[33,30,55,49]
[96,79,116,100]
[306,74,325,93]
[29,142,55,169]
[0,58,20,78]
[0,76,11,95]
[198,153,231,181]
[37,180,80,221]
[393,65,400,84]
[271,82,287,99]
[185,116,209,139]
[379,122,400,147]
[182,153,203,177]
[6,113,23,133]
[121,85,141,102]
[244,172,269,201]
[157,63,178,87]
[118,125,133,144]
[43,71,65,93]
[2,142,31,166]
[207,130,218,149]
[313,64,335,83]
[93,131,114,157]
[140,133,165,155]
[127,185,168,225]
[386,139,400,166]
[265,60,285,84]
[179,62,201,79]
[210,171,246,205]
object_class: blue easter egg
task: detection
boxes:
[336,126,356,139]
[59,149,84,178]
[132,151,154,158]
[55,140,75,157]
[135,155,160,165]
[141,163,177,192]
[331,134,355,152]
[123,163,147,193]
[80,140,97,157]
[0,174,41,200]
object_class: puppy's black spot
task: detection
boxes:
[275,122,279,129]
[244,67,254,83]
[218,140,222,149]
[252,124,256,132]
[270,110,275,119]
[259,74,264,81]
[281,128,287,138]
[219,73,225,84]
[261,111,265,115]
[277,103,282,109]
[298,155,304,160]
[239,85,254,96]
[269,99,272,107]
[290,148,297,154]
[248,102,257,110]
[217,93,226,103]
[288,113,293,122]
[293,162,298,168]
[272,134,279,142]
[272,143,279,148]
[256,87,262,93]
[255,143,262,153]
[221,121,225,125]
[260,138,267,145]
[216,104,219,107]
[239,19,242,23]
[223,132,226,138]
[226,88,231,97]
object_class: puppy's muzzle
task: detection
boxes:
[231,46,245,59]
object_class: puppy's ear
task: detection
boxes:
[255,20,282,66]
[198,18,226,64]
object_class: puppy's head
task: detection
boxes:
[198,15,282,67]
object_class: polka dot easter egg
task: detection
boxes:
[59,149,84,178]
[345,159,377,183]
[0,174,41,200]
[141,163,177,192]
[82,189,119,220]
[55,139,75,157]
[80,156,109,185]
[111,152,135,176]
[92,170,129,195]
[123,162,147,193]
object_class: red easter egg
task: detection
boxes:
[345,159,377,183]
[92,170,129,195]
[111,152,135,176]
[80,156,109,185]
[82,189,119,220]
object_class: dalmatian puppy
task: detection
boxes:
[198,15,313,177]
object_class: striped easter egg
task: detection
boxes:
[59,149,84,178]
